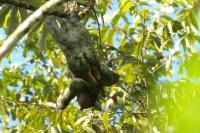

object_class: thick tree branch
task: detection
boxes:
[0,0,69,18]
[0,0,67,60]
[0,0,91,18]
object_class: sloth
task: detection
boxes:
[45,11,119,110]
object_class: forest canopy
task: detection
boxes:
[0,0,200,132]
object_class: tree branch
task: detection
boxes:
[0,0,90,18]
[0,0,67,60]
[0,0,70,18]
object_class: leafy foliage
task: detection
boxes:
[0,0,200,132]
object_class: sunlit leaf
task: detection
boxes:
[107,29,115,45]
[140,9,149,20]
[83,127,96,133]
[120,1,134,14]
[120,36,126,47]
[103,111,109,130]
[112,14,120,25]
[134,40,143,58]
[101,26,109,42]
[0,5,11,26]
[189,10,199,30]
[118,63,135,83]
[75,116,89,125]
[180,37,186,52]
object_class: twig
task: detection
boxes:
[92,8,102,46]
[141,19,146,62]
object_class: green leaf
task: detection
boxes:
[112,14,120,25]
[6,7,19,35]
[185,12,190,27]
[120,36,126,47]
[24,20,42,44]
[11,110,16,120]
[83,127,96,133]
[82,117,91,127]
[181,38,186,52]
[122,15,129,23]
[177,0,187,7]
[148,32,161,48]
[118,63,135,83]
[134,41,143,58]
[58,75,64,91]
[161,15,173,21]
[103,111,109,130]
[19,8,28,22]
[75,116,89,125]
[172,20,183,32]
[139,9,149,20]
[101,26,109,42]
[139,1,151,7]
[119,0,129,8]
[124,23,129,31]
[37,25,47,52]
[193,34,200,43]
[107,29,115,46]
[121,1,134,14]
[190,10,199,30]
[0,5,11,26]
